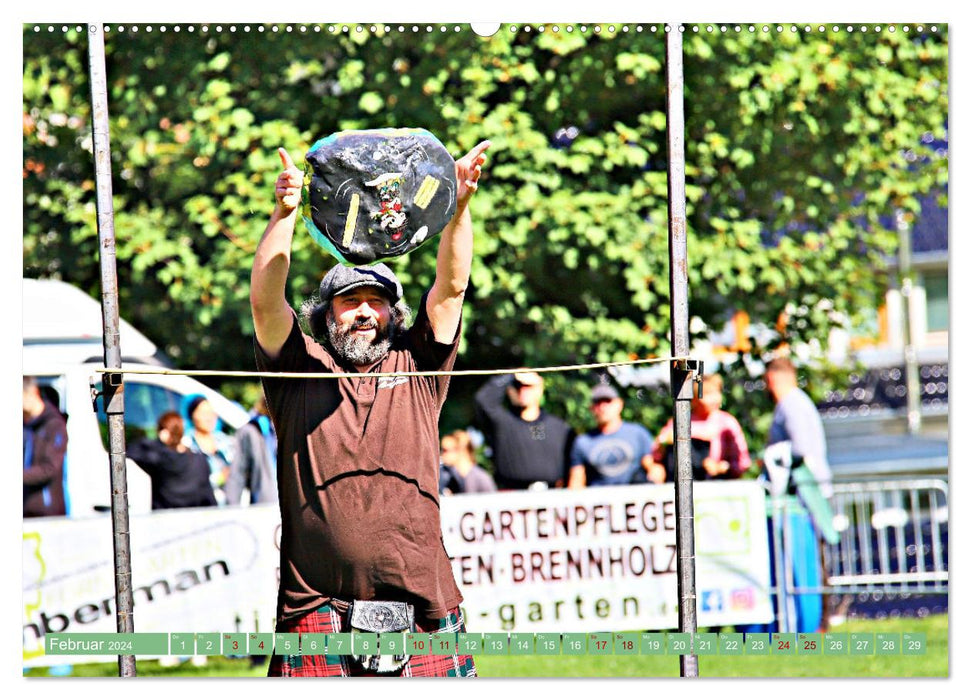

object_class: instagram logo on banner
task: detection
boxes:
[730,589,756,610]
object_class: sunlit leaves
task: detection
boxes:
[22,26,948,435]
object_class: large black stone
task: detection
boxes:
[301,128,457,265]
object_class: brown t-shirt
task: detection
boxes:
[255,297,463,624]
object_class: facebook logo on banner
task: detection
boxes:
[701,590,724,612]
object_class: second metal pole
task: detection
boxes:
[665,23,699,678]
[87,22,136,678]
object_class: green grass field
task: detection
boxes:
[25,614,947,678]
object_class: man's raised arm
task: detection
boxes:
[426,140,491,344]
[251,147,303,359]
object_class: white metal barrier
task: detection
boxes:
[825,478,949,593]
[765,478,948,632]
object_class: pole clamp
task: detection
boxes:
[89,372,125,415]
[670,359,704,401]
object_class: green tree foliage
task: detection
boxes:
[23,23,948,447]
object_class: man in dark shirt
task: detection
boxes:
[23,377,68,518]
[474,372,574,489]
[251,140,489,677]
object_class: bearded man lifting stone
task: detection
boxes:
[251,134,489,677]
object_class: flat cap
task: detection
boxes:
[319,263,403,304]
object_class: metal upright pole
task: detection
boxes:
[665,23,699,678]
[772,497,791,632]
[896,209,922,435]
[87,22,136,678]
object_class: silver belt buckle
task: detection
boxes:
[348,600,415,674]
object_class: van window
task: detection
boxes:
[95,381,183,449]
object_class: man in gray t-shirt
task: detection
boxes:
[568,384,655,488]
[765,357,833,498]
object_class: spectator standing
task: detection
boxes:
[439,430,497,494]
[568,384,655,488]
[474,372,574,490]
[764,356,832,633]
[738,357,833,635]
[765,358,832,497]
[225,395,278,505]
[650,373,751,483]
[182,394,234,505]
[23,376,68,518]
[127,412,218,510]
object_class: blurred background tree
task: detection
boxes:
[22,23,948,452]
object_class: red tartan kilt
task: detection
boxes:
[268,604,476,678]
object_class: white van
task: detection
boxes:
[23,278,250,518]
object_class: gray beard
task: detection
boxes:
[326,316,394,367]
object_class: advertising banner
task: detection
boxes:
[23,505,280,667]
[24,482,772,666]
[440,481,773,632]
